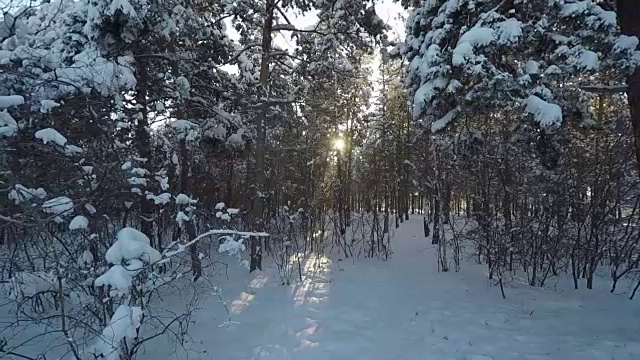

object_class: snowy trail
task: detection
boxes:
[143,216,640,360]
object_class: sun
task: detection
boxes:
[333,138,345,151]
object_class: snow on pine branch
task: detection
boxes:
[431,108,460,133]
[524,95,562,127]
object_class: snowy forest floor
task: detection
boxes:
[140,216,640,360]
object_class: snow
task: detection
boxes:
[495,18,522,44]
[85,203,97,214]
[413,78,447,118]
[525,60,540,75]
[94,260,143,296]
[97,227,163,295]
[227,208,240,215]
[457,26,494,46]
[3,272,58,300]
[0,111,18,137]
[78,250,94,267]
[170,119,197,130]
[175,193,192,204]
[560,1,590,17]
[35,128,67,146]
[158,176,169,190]
[107,0,139,18]
[431,108,459,133]
[560,1,616,27]
[0,95,24,109]
[176,211,190,225]
[613,35,639,54]
[175,76,191,97]
[524,95,563,127]
[218,236,246,256]
[8,184,47,204]
[544,65,562,75]
[128,177,148,186]
[147,192,171,205]
[39,100,60,113]
[206,124,227,140]
[89,305,143,360]
[138,216,640,360]
[452,42,473,66]
[130,167,148,176]
[221,213,231,221]
[69,215,89,230]
[226,129,245,147]
[578,50,599,70]
[64,144,83,155]
[105,227,162,265]
[215,202,226,210]
[42,196,74,215]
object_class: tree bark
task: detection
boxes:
[617,0,640,173]
[250,0,275,272]
[180,139,201,281]
[253,0,275,224]
[134,59,154,242]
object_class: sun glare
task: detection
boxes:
[333,138,345,151]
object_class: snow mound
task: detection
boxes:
[69,215,89,230]
[578,50,599,70]
[453,26,495,65]
[525,60,540,75]
[432,108,459,133]
[94,260,143,296]
[89,305,143,360]
[8,184,47,204]
[64,144,83,155]
[218,236,246,256]
[39,100,60,113]
[495,18,522,44]
[0,95,24,109]
[524,95,562,126]
[175,193,193,204]
[42,196,74,215]
[35,128,67,146]
[176,211,190,225]
[170,119,197,130]
[147,193,171,205]
[0,111,18,137]
[85,203,97,214]
[613,35,639,53]
[105,228,161,265]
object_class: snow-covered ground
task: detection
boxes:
[137,216,640,360]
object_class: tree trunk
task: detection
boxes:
[180,139,201,281]
[253,0,275,224]
[250,0,275,272]
[134,59,154,241]
[617,1,640,174]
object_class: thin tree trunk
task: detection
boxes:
[250,0,275,272]
[180,139,201,281]
[617,1,640,174]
